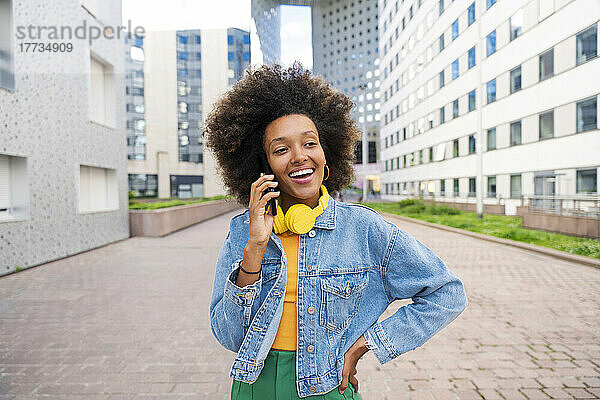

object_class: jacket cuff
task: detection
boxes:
[364,322,400,364]
[224,259,262,307]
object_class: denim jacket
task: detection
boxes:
[209,197,468,398]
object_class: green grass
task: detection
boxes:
[361,199,600,260]
[129,195,231,210]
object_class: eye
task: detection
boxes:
[274,148,286,154]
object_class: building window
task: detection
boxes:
[453,139,459,157]
[486,30,496,56]
[419,150,423,164]
[510,174,522,199]
[453,178,459,196]
[451,19,459,40]
[439,0,444,16]
[90,53,115,127]
[440,106,445,124]
[452,59,459,80]
[439,70,445,88]
[487,127,496,150]
[79,165,118,213]
[510,65,522,93]
[453,99,459,118]
[468,134,475,154]
[0,154,10,213]
[510,9,523,41]
[128,174,158,197]
[510,121,522,146]
[576,24,597,65]
[468,46,476,69]
[468,2,475,26]
[0,0,15,91]
[429,147,433,162]
[487,176,497,198]
[227,35,234,45]
[486,79,496,103]
[441,179,446,195]
[196,35,201,44]
[468,90,476,111]
[539,48,554,81]
[179,35,188,44]
[468,177,476,197]
[486,0,496,9]
[576,97,597,133]
[439,33,445,52]
[539,110,554,140]
[577,169,598,194]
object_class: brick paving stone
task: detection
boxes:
[455,389,483,400]
[1,209,599,400]
[497,389,528,399]
[563,388,596,399]
[542,388,575,398]
[520,388,552,399]
[431,389,460,400]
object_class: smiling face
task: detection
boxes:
[263,114,327,213]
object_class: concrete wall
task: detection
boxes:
[0,0,129,275]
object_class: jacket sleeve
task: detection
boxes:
[209,228,263,353]
[364,224,468,364]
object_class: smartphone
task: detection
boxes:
[259,151,278,216]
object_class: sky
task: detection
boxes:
[122,0,312,68]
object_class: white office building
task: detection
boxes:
[378,0,599,215]
[127,28,250,199]
[0,0,129,275]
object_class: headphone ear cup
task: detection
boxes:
[285,203,315,234]
[273,204,287,234]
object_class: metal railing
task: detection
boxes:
[520,194,600,218]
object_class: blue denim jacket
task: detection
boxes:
[209,197,468,398]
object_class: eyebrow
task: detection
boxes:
[269,130,317,148]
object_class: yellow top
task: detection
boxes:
[271,230,299,351]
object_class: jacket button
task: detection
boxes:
[307,344,315,353]
[307,306,315,314]
[309,386,317,393]
[244,292,253,301]
[308,229,316,237]
[307,265,313,272]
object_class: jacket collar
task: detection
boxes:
[242,196,337,231]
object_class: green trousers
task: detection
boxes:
[231,350,362,400]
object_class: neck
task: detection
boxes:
[279,186,322,214]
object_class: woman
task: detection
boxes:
[205,63,468,399]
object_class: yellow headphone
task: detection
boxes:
[267,184,329,235]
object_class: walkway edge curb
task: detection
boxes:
[379,212,600,270]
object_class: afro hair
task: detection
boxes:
[202,62,362,207]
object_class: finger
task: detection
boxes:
[252,175,276,204]
[338,370,349,394]
[349,375,359,393]
[256,180,279,199]
[257,190,280,210]
[352,368,357,376]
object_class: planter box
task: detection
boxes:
[520,210,600,239]
[129,199,242,237]
[423,200,506,215]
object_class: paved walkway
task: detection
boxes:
[0,208,599,400]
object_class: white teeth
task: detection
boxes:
[289,168,314,178]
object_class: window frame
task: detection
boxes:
[576,24,598,66]
[539,110,554,140]
[487,127,496,150]
[539,48,554,81]
[510,120,522,146]
[576,97,598,133]
[510,65,522,94]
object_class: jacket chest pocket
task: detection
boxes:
[319,270,369,332]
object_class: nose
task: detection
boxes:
[291,144,308,164]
